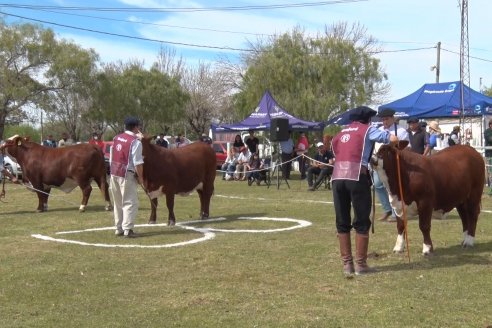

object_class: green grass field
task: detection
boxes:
[0,174,491,328]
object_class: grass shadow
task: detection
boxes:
[374,240,492,273]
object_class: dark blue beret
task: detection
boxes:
[377,108,395,117]
[349,106,377,121]
[124,117,140,126]
[407,117,419,123]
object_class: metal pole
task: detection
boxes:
[436,42,441,83]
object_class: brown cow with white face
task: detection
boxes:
[374,141,484,255]
[1,136,111,212]
[141,137,216,226]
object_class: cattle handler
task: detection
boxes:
[331,106,398,276]
[109,117,144,238]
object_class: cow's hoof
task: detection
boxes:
[105,205,113,211]
[393,249,404,254]
[168,220,176,226]
[200,214,210,220]
[148,220,157,225]
[36,209,44,213]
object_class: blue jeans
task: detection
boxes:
[372,170,396,217]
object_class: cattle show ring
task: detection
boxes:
[1,145,492,327]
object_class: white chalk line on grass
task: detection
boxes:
[184,217,312,233]
[215,194,333,205]
[31,217,312,249]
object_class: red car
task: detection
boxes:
[212,141,227,169]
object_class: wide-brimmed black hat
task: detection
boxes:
[349,106,377,122]
[124,117,140,129]
[377,108,395,118]
[406,117,419,123]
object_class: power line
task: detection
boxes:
[0,1,368,13]
[442,47,492,63]
[15,8,272,37]
[0,11,255,52]
[3,10,492,63]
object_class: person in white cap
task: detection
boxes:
[306,141,334,191]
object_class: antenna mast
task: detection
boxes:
[460,0,471,143]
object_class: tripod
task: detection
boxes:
[270,142,290,190]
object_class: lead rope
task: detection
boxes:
[396,152,411,262]
[0,148,6,201]
[371,171,375,234]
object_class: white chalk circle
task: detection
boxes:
[181,216,312,233]
[30,217,312,248]
[31,223,215,249]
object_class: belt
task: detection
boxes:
[360,166,368,175]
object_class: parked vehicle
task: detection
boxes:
[212,141,228,168]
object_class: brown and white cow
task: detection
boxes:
[141,137,216,226]
[1,136,111,212]
[374,141,484,255]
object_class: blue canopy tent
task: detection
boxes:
[378,81,492,118]
[211,91,325,132]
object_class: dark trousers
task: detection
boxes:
[307,166,333,187]
[332,177,372,234]
[281,153,292,179]
[298,156,307,178]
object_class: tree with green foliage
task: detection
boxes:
[90,61,189,134]
[0,20,61,140]
[43,41,99,142]
[484,85,492,98]
[232,22,388,123]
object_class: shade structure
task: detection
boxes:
[211,91,324,132]
[379,81,492,118]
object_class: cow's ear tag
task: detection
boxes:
[17,140,21,146]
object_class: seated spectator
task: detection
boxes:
[175,134,184,148]
[58,132,71,148]
[307,142,334,191]
[245,152,263,185]
[88,133,104,150]
[221,147,239,180]
[168,136,176,149]
[156,133,169,148]
[428,121,442,155]
[199,133,212,144]
[42,134,57,148]
[234,146,251,180]
[232,134,245,152]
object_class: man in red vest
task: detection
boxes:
[110,117,144,238]
[331,106,398,277]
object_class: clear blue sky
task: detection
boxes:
[2,0,491,105]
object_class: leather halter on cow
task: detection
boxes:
[373,140,484,255]
[140,137,216,226]
[0,136,111,212]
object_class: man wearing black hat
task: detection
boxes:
[406,117,430,155]
[109,117,144,238]
[331,106,398,276]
